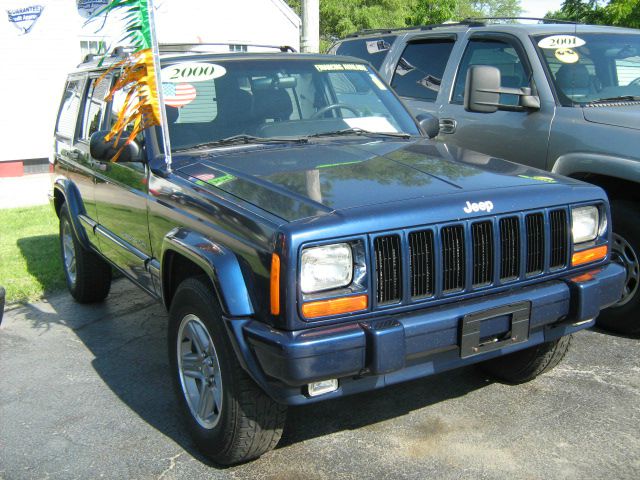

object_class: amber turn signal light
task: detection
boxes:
[302,294,368,319]
[270,253,281,315]
[571,245,607,267]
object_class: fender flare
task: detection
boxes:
[52,177,92,250]
[161,228,255,317]
[552,153,640,184]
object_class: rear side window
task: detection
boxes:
[80,77,110,141]
[390,39,455,102]
[56,79,83,139]
[335,36,396,70]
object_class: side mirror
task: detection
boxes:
[90,130,142,163]
[464,65,540,113]
[416,113,440,139]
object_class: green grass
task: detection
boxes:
[0,205,65,304]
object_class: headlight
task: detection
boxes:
[301,243,353,293]
[572,206,599,244]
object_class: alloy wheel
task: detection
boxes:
[177,314,223,429]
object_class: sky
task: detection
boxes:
[520,0,565,18]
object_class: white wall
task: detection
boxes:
[0,0,81,162]
[0,0,300,163]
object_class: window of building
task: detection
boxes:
[229,44,248,52]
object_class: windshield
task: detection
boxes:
[534,33,640,106]
[160,58,419,150]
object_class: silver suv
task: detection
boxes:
[331,19,640,334]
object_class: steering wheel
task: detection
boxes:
[629,77,640,87]
[311,103,360,119]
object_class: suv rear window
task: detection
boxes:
[391,39,456,102]
[56,79,83,139]
[334,36,396,70]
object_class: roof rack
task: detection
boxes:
[159,43,297,53]
[345,20,485,38]
[464,17,581,25]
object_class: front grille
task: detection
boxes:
[441,226,465,293]
[525,213,545,275]
[499,217,520,281]
[409,230,435,298]
[472,221,494,287]
[373,208,573,308]
[550,209,568,269]
[374,235,402,304]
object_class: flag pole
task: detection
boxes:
[146,0,172,172]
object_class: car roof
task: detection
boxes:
[71,51,369,74]
[341,21,640,40]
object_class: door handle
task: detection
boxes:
[439,118,457,134]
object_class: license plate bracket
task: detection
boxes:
[460,302,531,359]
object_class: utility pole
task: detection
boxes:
[300,0,319,53]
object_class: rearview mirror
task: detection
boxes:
[90,130,142,163]
[416,113,440,139]
[464,65,540,113]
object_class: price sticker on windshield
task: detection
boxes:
[538,35,585,49]
[314,63,368,72]
[161,62,226,83]
[555,48,580,63]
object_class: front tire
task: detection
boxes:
[168,276,286,465]
[596,200,640,335]
[59,203,111,303]
[478,335,571,384]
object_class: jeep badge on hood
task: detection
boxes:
[464,200,494,213]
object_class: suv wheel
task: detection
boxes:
[596,200,640,335]
[478,335,571,384]
[59,203,111,303]
[168,276,287,465]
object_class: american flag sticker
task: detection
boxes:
[162,83,197,108]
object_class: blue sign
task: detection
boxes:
[6,5,44,35]
[77,0,108,19]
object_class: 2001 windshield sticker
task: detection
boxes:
[7,5,44,35]
[538,35,586,49]
[314,63,368,72]
[161,63,227,83]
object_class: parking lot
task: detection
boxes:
[1,279,639,480]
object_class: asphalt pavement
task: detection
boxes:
[1,280,639,480]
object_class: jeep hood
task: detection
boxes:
[582,104,640,131]
[175,139,580,222]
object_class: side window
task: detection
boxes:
[56,79,83,139]
[80,77,110,141]
[334,36,396,70]
[452,38,530,105]
[108,86,145,145]
[390,39,456,102]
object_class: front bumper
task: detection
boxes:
[229,263,624,405]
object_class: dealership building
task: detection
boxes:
[0,0,300,176]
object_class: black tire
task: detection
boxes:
[596,200,640,335]
[168,276,287,465]
[59,203,111,303]
[478,335,571,384]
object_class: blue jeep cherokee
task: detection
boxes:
[52,48,624,464]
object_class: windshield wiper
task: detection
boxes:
[586,95,640,105]
[174,134,308,152]
[307,128,412,139]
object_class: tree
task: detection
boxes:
[285,1,524,48]
[546,0,640,28]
